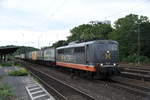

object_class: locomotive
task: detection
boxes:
[16,40,119,78]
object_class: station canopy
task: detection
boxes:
[0,47,19,55]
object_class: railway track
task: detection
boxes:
[110,76,150,98]
[26,65,95,100]
[119,66,150,74]
[119,67,150,81]
[18,60,150,100]
[121,68,150,75]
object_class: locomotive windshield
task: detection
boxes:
[96,43,118,51]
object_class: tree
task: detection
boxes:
[13,46,38,55]
[109,14,150,61]
[140,22,150,57]
[67,22,113,42]
[52,40,67,48]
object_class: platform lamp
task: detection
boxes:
[135,21,141,65]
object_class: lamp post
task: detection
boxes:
[38,37,40,49]
[37,33,43,49]
[137,22,140,65]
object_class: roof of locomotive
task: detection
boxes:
[57,40,118,50]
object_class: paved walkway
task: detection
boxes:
[0,66,55,100]
[0,66,31,100]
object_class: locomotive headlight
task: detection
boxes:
[107,50,110,53]
[100,63,103,66]
[113,63,116,66]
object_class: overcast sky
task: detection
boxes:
[0,0,150,48]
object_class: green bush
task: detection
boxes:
[0,83,14,99]
[13,62,22,67]
[0,62,12,67]
[122,55,150,63]
[8,69,28,76]
[0,61,14,67]
[0,61,21,67]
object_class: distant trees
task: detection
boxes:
[51,40,67,48]
[13,46,38,55]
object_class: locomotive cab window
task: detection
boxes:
[95,43,118,51]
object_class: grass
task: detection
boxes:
[0,61,22,68]
[13,63,22,67]
[8,68,28,76]
[0,84,14,96]
[0,80,15,100]
[32,75,41,83]
[0,62,13,67]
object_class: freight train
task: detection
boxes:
[16,40,119,78]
